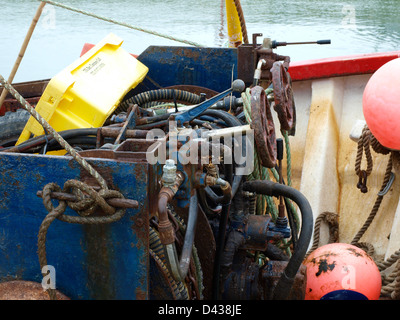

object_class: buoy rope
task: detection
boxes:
[309,143,399,299]
[39,0,205,48]
[354,125,374,192]
[305,211,339,259]
[351,152,393,245]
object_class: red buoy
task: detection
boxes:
[304,243,381,300]
[363,58,400,150]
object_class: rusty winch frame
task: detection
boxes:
[0,33,315,300]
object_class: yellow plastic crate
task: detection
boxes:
[17,33,148,147]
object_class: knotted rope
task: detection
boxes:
[38,180,127,299]
[354,125,374,193]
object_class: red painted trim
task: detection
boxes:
[80,43,400,82]
[80,43,138,58]
[288,51,400,81]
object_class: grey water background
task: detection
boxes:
[1,0,400,83]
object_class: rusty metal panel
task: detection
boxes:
[135,46,238,93]
[0,152,151,300]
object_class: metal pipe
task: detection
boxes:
[206,176,232,205]
[157,169,202,282]
[163,193,199,282]
[157,171,185,245]
[178,194,199,278]
[242,180,313,300]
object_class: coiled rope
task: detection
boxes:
[308,126,400,299]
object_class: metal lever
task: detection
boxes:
[173,79,245,126]
[271,39,331,48]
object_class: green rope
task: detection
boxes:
[39,0,205,48]
[242,88,278,218]
[242,87,303,256]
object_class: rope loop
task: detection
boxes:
[38,180,127,299]
[354,125,373,190]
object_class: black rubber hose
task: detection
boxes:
[212,202,231,300]
[242,180,313,300]
[0,128,99,153]
[118,88,202,112]
[195,110,241,216]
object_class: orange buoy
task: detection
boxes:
[363,58,400,150]
[304,243,381,300]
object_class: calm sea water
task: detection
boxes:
[1,0,400,82]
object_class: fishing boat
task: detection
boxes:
[0,0,399,301]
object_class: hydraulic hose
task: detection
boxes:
[1,128,100,153]
[164,193,199,282]
[178,193,199,278]
[242,180,313,300]
[212,202,231,300]
[119,88,202,112]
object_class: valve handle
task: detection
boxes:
[271,39,331,48]
[174,79,245,126]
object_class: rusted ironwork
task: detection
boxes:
[0,79,48,115]
[272,61,296,133]
[222,257,261,300]
[250,86,277,168]
[237,33,291,87]
[262,261,307,300]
